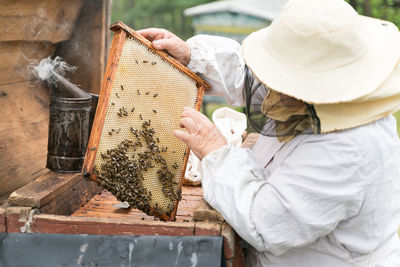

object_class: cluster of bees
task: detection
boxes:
[95,81,181,218]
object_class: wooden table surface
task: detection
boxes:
[71,186,204,223]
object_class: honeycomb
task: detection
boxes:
[93,35,198,218]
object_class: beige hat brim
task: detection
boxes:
[316,57,400,133]
[242,16,400,104]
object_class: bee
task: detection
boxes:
[135,59,138,64]
[131,107,135,113]
[151,62,157,65]
[111,102,115,106]
[120,85,124,90]
[116,92,120,98]
[153,93,158,98]
[122,107,128,116]
[139,114,143,120]
[152,110,157,114]
[137,89,141,95]
[91,147,96,151]
[143,60,148,63]
[145,91,150,95]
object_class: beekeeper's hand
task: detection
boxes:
[174,107,227,160]
[137,28,191,66]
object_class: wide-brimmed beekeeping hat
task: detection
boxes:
[242,0,400,105]
[242,0,400,137]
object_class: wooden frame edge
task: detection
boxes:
[110,21,210,90]
[82,29,127,178]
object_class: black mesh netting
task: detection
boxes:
[244,66,320,141]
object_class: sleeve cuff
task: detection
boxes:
[186,36,214,74]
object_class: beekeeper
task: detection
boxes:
[138,0,400,266]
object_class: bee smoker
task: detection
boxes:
[46,71,98,172]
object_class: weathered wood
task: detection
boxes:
[71,186,203,223]
[5,206,33,233]
[226,243,246,267]
[55,0,110,94]
[0,41,57,84]
[9,171,86,208]
[195,222,222,236]
[222,223,237,260]
[30,214,195,236]
[0,81,49,198]
[39,177,101,215]
[193,199,224,222]
[0,205,6,232]
[0,0,84,42]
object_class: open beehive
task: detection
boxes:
[82,22,209,221]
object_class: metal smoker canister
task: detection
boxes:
[46,95,92,172]
[45,70,96,172]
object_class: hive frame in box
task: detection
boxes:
[82,21,209,221]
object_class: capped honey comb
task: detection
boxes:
[83,22,208,221]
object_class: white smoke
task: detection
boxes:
[30,56,77,82]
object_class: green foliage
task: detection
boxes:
[345,0,400,27]
[112,0,400,40]
[111,0,216,40]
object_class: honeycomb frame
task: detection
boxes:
[82,21,209,221]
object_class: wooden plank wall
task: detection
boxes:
[0,0,110,198]
[0,0,84,84]
[55,0,110,94]
[0,81,49,196]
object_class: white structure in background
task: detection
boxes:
[184,0,289,42]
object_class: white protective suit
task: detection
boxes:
[186,35,400,267]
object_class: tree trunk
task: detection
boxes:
[362,0,372,16]
[129,0,135,28]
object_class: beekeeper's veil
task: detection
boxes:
[242,0,400,141]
